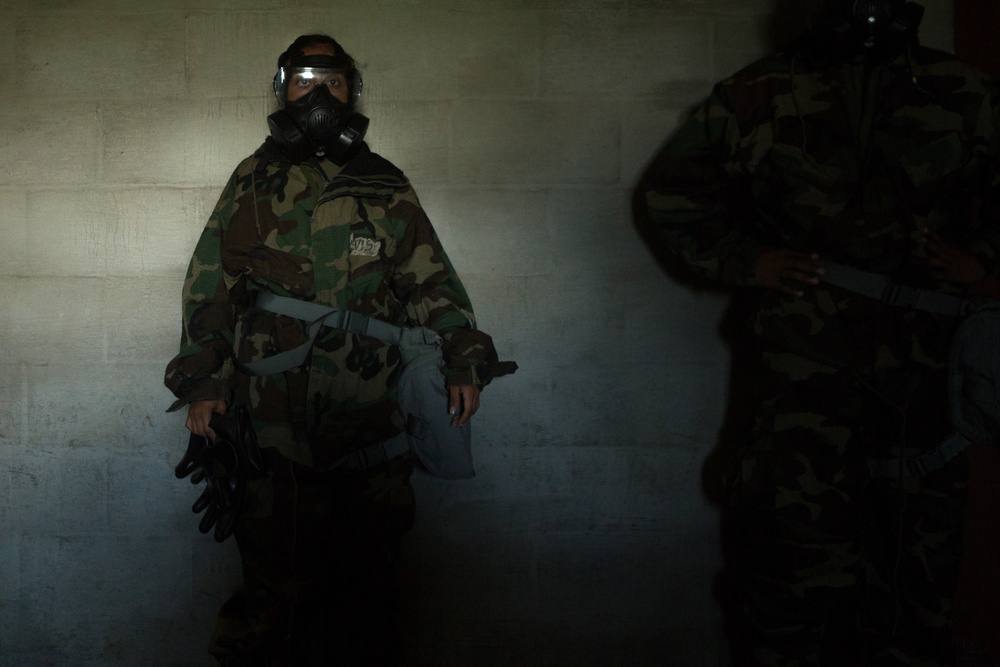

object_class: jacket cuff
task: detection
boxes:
[166,379,233,413]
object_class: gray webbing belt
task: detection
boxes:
[241,292,426,471]
[239,292,436,377]
[865,432,970,479]
[821,262,974,317]
[821,262,974,478]
[240,293,400,376]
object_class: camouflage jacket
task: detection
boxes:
[645,46,1000,376]
[165,141,506,469]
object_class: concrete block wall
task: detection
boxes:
[0,1,953,665]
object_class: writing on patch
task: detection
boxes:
[350,234,382,257]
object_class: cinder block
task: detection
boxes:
[56,454,113,534]
[184,12,305,100]
[415,188,551,276]
[107,453,195,535]
[14,14,185,104]
[623,443,715,527]
[192,185,228,228]
[0,277,106,365]
[584,273,730,365]
[43,535,193,656]
[454,274,529,353]
[464,380,537,454]
[0,449,109,536]
[623,102,695,189]
[0,529,18,597]
[359,8,540,101]
[0,189,28,278]
[24,362,181,452]
[26,188,202,279]
[475,270,616,361]
[714,16,772,81]
[0,14,14,103]
[0,103,103,187]
[541,187,653,275]
[630,0,770,12]
[383,0,626,11]
[509,444,631,506]
[0,449,48,531]
[105,277,184,363]
[364,101,452,186]
[0,363,23,448]
[2,0,184,9]
[540,11,713,97]
[101,99,268,187]
[4,533,57,654]
[540,357,728,447]
[451,100,619,184]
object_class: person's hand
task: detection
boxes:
[448,384,481,427]
[754,247,825,297]
[185,400,227,440]
[921,229,986,284]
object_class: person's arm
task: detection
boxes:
[388,186,515,424]
[642,83,825,293]
[643,84,761,285]
[164,171,241,426]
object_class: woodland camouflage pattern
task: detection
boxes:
[165,142,507,470]
[734,349,967,665]
[646,46,1000,376]
[644,44,1000,666]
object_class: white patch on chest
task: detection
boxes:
[350,233,382,257]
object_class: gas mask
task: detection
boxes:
[808,0,924,64]
[267,54,370,163]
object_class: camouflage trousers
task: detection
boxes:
[728,351,969,667]
[209,449,416,666]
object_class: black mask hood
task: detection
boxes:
[801,0,924,65]
[267,85,369,164]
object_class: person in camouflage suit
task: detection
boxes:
[165,34,511,665]
[642,1,1000,664]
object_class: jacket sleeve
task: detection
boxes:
[163,172,241,411]
[389,187,515,387]
[643,83,763,286]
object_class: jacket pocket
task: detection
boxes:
[899,134,966,187]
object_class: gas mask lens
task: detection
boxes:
[273,53,363,108]
[280,67,350,105]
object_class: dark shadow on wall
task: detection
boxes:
[631,138,763,665]
[628,3,823,662]
[760,0,824,53]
